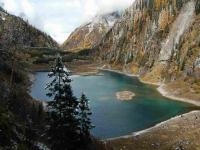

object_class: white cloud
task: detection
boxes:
[0,0,134,44]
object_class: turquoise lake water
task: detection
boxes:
[30,71,195,139]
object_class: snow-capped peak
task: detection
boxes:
[92,11,122,27]
[79,11,122,30]
[0,7,7,21]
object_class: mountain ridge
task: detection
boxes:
[0,6,58,149]
[0,6,58,49]
[61,11,122,52]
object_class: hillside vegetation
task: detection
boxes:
[0,8,58,48]
[0,6,58,149]
[92,0,200,101]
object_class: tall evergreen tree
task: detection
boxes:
[176,0,183,11]
[46,56,80,150]
[79,93,93,141]
[24,115,36,149]
[195,0,200,14]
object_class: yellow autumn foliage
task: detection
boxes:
[154,0,169,10]
[158,9,169,30]
[130,64,139,74]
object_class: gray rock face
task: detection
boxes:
[195,57,200,68]
[90,0,200,85]
[159,1,195,63]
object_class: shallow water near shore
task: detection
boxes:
[30,70,196,139]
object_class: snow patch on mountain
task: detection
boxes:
[0,9,7,21]
[83,11,121,32]
[62,11,122,51]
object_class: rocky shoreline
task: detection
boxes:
[157,85,200,106]
[106,110,200,140]
[105,110,200,150]
[32,64,200,106]
[139,78,200,107]
[101,68,200,107]
[99,67,200,150]
[31,63,200,149]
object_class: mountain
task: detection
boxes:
[61,11,121,52]
[93,0,200,101]
[0,7,58,149]
[0,7,58,49]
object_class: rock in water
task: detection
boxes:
[116,91,135,101]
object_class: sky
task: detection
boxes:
[0,0,134,44]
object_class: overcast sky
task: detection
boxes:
[0,0,134,44]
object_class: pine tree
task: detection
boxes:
[138,16,143,33]
[79,93,94,143]
[24,115,36,149]
[176,0,183,11]
[195,0,200,14]
[46,56,80,150]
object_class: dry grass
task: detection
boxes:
[165,79,200,102]
[105,111,200,150]
[140,64,165,84]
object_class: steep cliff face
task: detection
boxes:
[61,12,121,52]
[0,7,58,49]
[94,0,200,100]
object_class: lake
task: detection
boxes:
[30,71,195,139]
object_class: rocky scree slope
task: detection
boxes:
[61,11,121,52]
[93,0,200,101]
